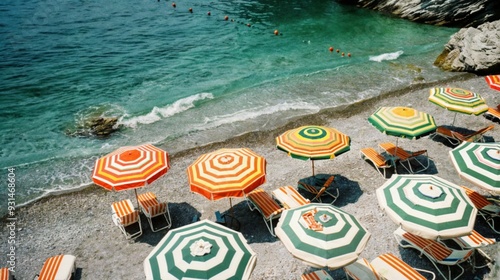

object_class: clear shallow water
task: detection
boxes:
[0,0,459,211]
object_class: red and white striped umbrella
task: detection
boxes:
[485,75,500,91]
[92,144,170,203]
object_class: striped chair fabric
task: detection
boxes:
[462,186,491,210]
[247,189,283,219]
[402,231,453,261]
[112,199,139,227]
[301,269,333,280]
[37,254,76,280]
[453,230,496,249]
[272,185,310,209]
[371,253,427,280]
[138,192,166,217]
[0,268,10,280]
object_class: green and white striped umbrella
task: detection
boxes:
[368,107,437,139]
[275,203,371,269]
[376,174,477,239]
[450,142,500,195]
[144,219,256,280]
[429,88,488,126]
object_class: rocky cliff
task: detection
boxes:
[434,20,500,74]
[338,0,500,28]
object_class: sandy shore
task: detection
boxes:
[2,74,500,279]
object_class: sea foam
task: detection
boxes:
[119,92,214,128]
[369,51,404,62]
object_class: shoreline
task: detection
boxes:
[5,72,478,215]
[2,74,499,280]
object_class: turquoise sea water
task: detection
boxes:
[0,0,459,211]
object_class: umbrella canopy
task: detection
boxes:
[92,143,170,191]
[376,174,477,239]
[144,219,256,280]
[276,125,351,175]
[449,142,500,195]
[368,107,437,139]
[187,148,266,201]
[429,88,488,125]
[485,75,500,91]
[275,203,371,269]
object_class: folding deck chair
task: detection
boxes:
[483,106,500,123]
[461,186,500,234]
[344,253,436,280]
[34,255,76,280]
[360,147,393,178]
[301,269,333,280]
[394,227,473,280]
[246,188,284,236]
[432,125,494,145]
[272,185,310,209]
[297,175,338,204]
[378,142,429,174]
[0,268,14,280]
[111,199,142,240]
[450,230,496,269]
[138,192,172,232]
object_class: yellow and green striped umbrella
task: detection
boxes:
[429,88,488,125]
[276,125,351,175]
[144,219,256,280]
[376,174,477,239]
[450,142,500,195]
[368,107,437,139]
[275,203,371,269]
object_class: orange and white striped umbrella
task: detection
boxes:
[187,148,266,201]
[92,144,170,191]
[485,75,500,91]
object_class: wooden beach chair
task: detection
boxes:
[378,142,429,174]
[394,227,473,280]
[111,199,142,240]
[34,255,76,280]
[272,185,310,209]
[301,269,333,280]
[246,188,284,236]
[138,192,172,232]
[297,175,338,204]
[360,147,393,178]
[0,268,14,280]
[461,186,500,234]
[344,253,436,280]
[432,125,494,145]
[483,106,500,123]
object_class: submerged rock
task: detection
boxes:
[434,20,500,74]
[66,116,120,138]
[338,0,500,28]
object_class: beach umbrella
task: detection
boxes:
[376,174,477,239]
[187,148,266,217]
[449,141,500,195]
[485,75,500,91]
[275,203,371,269]
[92,143,170,205]
[276,125,351,176]
[144,219,256,280]
[368,106,437,141]
[429,87,488,126]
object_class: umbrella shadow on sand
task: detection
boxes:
[297,173,363,208]
[136,202,201,246]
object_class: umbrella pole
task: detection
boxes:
[134,189,140,210]
[312,160,315,176]
[452,113,457,127]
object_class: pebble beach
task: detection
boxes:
[2,74,500,279]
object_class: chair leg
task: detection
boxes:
[148,207,172,232]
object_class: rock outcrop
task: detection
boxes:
[433,20,500,74]
[338,0,500,28]
[65,116,119,138]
